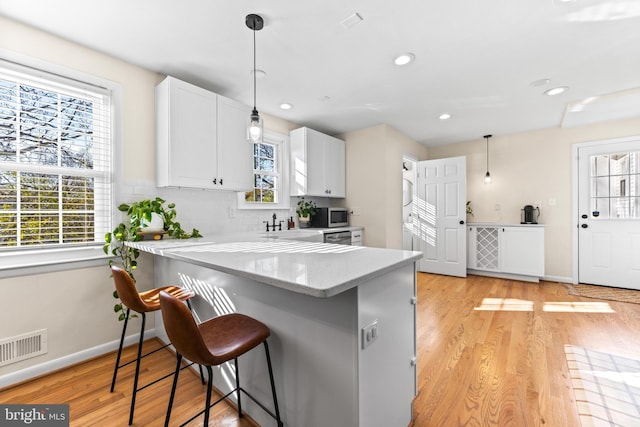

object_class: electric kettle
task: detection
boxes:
[521,205,540,224]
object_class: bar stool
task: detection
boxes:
[159,290,283,427]
[110,265,200,425]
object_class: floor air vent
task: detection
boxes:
[0,329,48,367]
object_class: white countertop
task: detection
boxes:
[129,231,421,298]
[468,222,544,227]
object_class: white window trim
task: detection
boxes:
[0,50,122,274]
[237,130,290,210]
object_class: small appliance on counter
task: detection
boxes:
[311,207,349,228]
[521,205,540,224]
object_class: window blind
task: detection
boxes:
[0,63,112,249]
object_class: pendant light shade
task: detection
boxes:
[246,14,264,143]
[484,134,492,184]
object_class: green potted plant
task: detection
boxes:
[103,197,202,320]
[296,197,317,228]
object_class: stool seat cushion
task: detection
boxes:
[139,286,195,312]
[199,313,270,364]
[160,291,270,366]
[111,265,195,313]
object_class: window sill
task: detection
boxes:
[0,246,111,279]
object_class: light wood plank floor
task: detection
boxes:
[2,273,640,426]
[1,339,256,426]
[413,273,640,427]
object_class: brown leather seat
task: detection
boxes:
[110,265,197,426]
[160,290,283,427]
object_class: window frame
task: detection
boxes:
[0,52,120,277]
[237,130,290,210]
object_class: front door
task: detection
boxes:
[414,157,467,277]
[577,137,640,290]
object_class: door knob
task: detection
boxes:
[581,223,588,228]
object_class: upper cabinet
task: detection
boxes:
[290,127,345,198]
[156,76,252,191]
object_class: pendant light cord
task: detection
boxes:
[252,26,257,110]
[486,136,489,171]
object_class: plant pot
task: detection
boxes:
[298,215,310,228]
[141,212,164,232]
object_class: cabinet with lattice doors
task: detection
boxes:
[467,225,500,271]
[467,223,545,281]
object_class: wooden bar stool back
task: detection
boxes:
[110,265,198,425]
[159,290,283,427]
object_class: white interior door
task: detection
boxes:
[414,157,467,277]
[577,138,640,290]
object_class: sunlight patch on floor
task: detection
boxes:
[543,302,615,313]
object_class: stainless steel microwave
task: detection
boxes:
[311,207,349,228]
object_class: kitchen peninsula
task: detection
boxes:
[129,233,421,427]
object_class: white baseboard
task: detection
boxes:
[543,275,573,283]
[0,329,156,389]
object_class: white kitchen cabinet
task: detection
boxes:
[156,76,252,190]
[290,127,346,198]
[467,224,544,281]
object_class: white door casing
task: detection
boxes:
[414,156,467,277]
[576,137,640,290]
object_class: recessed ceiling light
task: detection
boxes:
[340,12,363,29]
[394,53,415,66]
[250,69,267,79]
[530,78,551,87]
[279,103,293,110]
[439,113,452,120]
[544,86,569,96]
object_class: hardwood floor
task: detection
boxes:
[413,273,640,427]
[2,273,639,426]
[1,339,256,427]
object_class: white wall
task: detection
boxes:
[338,124,429,249]
[428,117,640,281]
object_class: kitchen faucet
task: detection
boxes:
[263,213,283,231]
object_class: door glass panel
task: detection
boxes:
[610,176,627,197]
[589,152,640,219]
[592,177,609,197]
[630,175,640,196]
[611,197,630,219]
[632,197,640,218]
[611,153,629,174]
[591,155,609,176]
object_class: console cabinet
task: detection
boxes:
[156,76,252,190]
[290,127,346,198]
[467,224,544,281]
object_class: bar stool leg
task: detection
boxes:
[111,308,130,392]
[128,312,146,425]
[204,365,214,427]
[264,341,283,427]
[235,358,242,418]
[165,353,182,427]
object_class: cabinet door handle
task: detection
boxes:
[220,178,223,185]
[581,223,588,228]
[212,178,217,185]
[459,220,464,225]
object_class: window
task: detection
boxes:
[0,62,112,249]
[590,152,640,219]
[246,141,279,203]
[238,131,289,210]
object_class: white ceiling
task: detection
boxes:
[1,0,640,146]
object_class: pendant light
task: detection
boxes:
[246,14,264,143]
[484,134,492,184]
